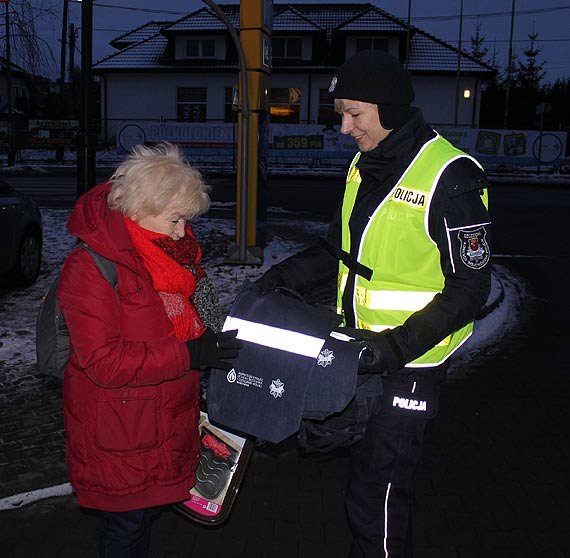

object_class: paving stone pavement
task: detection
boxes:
[1,256,570,557]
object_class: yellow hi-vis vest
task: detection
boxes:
[338,133,489,368]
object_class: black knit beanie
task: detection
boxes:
[328,50,415,130]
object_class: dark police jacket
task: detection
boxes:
[268,108,492,382]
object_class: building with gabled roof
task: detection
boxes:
[0,57,35,118]
[93,2,495,165]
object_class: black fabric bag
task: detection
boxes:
[207,281,363,443]
[303,333,362,419]
[298,373,383,453]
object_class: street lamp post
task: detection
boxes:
[203,0,269,265]
[200,0,258,264]
[77,0,96,198]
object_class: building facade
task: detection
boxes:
[93,2,506,169]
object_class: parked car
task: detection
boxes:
[0,178,43,286]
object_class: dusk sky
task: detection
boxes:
[25,0,570,83]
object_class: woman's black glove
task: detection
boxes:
[255,269,286,294]
[335,327,388,375]
[186,329,242,371]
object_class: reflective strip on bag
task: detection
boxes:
[223,316,325,358]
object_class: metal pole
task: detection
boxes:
[405,0,412,67]
[453,0,463,127]
[5,2,15,166]
[537,114,544,175]
[60,0,69,88]
[69,23,76,82]
[503,0,516,129]
[77,0,95,197]
[201,0,251,262]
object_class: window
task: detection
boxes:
[317,89,341,125]
[270,87,301,124]
[13,86,29,112]
[185,38,216,58]
[224,86,238,123]
[177,87,207,122]
[272,37,302,58]
[355,37,389,52]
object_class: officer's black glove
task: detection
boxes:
[186,329,242,371]
[335,326,388,375]
[255,269,286,295]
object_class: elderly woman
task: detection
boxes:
[58,142,241,557]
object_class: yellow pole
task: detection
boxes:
[238,0,271,254]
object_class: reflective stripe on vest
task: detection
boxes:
[337,134,489,368]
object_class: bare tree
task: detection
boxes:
[1,0,58,76]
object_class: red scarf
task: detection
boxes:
[124,218,206,342]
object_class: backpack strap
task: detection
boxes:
[77,243,118,288]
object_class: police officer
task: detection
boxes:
[257,50,491,557]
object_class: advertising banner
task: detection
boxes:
[114,121,568,169]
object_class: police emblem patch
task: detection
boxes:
[328,75,337,93]
[317,348,335,368]
[269,379,285,398]
[458,226,490,269]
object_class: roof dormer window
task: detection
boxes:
[355,37,389,52]
[272,37,302,58]
[185,38,216,58]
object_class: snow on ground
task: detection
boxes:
[0,203,525,386]
[0,204,327,383]
[448,263,525,373]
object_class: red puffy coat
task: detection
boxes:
[59,183,201,512]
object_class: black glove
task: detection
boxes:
[186,329,242,371]
[255,269,286,295]
[335,326,388,375]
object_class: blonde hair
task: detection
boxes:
[107,142,210,220]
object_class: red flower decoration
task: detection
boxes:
[202,434,231,459]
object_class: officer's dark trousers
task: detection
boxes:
[346,377,441,558]
[99,507,161,558]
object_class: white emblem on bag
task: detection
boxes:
[269,379,285,398]
[317,348,335,367]
[227,369,236,383]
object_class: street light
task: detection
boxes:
[200,0,260,264]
